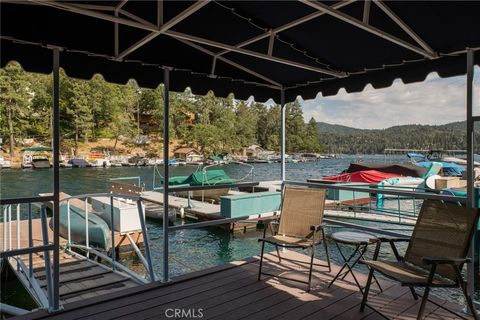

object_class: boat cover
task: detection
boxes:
[347,162,426,178]
[169,170,236,186]
[322,170,400,184]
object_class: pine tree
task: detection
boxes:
[0,62,32,156]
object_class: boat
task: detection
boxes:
[31,155,51,169]
[68,158,90,168]
[322,170,402,184]
[169,169,236,202]
[60,161,73,168]
[129,156,148,166]
[21,146,52,169]
[110,161,123,167]
[415,161,464,177]
[0,156,11,168]
[58,201,111,250]
[90,159,111,168]
[346,162,427,178]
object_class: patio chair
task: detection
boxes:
[360,199,479,320]
[257,186,331,292]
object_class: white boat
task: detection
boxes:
[110,162,123,167]
[0,156,11,168]
[60,162,73,168]
[90,159,111,167]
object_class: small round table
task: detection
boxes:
[328,231,382,293]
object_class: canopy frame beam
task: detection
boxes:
[214,0,355,59]
[373,1,435,56]
[175,38,282,88]
[165,30,346,78]
[299,0,437,59]
[115,1,210,60]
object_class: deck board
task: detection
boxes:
[14,250,474,320]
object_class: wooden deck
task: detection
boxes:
[15,250,473,320]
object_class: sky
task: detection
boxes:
[298,67,480,129]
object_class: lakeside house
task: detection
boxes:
[173,147,203,162]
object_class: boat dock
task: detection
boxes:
[16,250,472,320]
[141,191,275,233]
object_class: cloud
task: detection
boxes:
[300,68,480,129]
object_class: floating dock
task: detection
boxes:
[141,190,279,232]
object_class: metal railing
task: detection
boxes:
[60,193,156,283]
[1,196,55,312]
[0,193,157,314]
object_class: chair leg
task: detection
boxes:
[409,287,419,300]
[322,229,331,272]
[455,268,479,320]
[360,268,375,312]
[307,246,315,292]
[417,286,431,320]
[275,244,282,263]
[258,241,265,281]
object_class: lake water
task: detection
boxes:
[0,154,475,308]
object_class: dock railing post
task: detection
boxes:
[52,47,61,312]
[137,199,155,282]
[84,197,89,259]
[465,48,477,309]
[28,203,33,280]
[162,67,170,282]
[280,89,286,181]
[66,200,71,249]
[110,196,116,271]
[40,205,54,311]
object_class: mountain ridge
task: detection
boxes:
[316,121,480,154]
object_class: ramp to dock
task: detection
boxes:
[1,218,141,310]
[8,251,140,306]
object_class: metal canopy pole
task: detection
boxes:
[162,68,170,282]
[280,89,286,181]
[466,48,476,300]
[52,48,61,312]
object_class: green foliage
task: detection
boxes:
[1,64,329,156]
[0,62,33,155]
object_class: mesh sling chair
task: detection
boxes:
[257,186,331,292]
[360,199,479,320]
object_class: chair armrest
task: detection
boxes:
[310,223,326,232]
[377,235,410,243]
[422,257,471,266]
[262,218,280,237]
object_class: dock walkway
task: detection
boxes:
[15,250,472,320]
[1,218,141,307]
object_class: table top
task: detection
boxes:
[331,231,378,245]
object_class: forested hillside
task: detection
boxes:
[0,62,321,157]
[317,121,480,154]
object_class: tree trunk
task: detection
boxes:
[83,127,88,144]
[7,107,15,156]
[113,136,118,151]
[74,123,79,156]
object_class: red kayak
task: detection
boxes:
[322,170,401,184]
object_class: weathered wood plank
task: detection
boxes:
[13,250,473,320]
